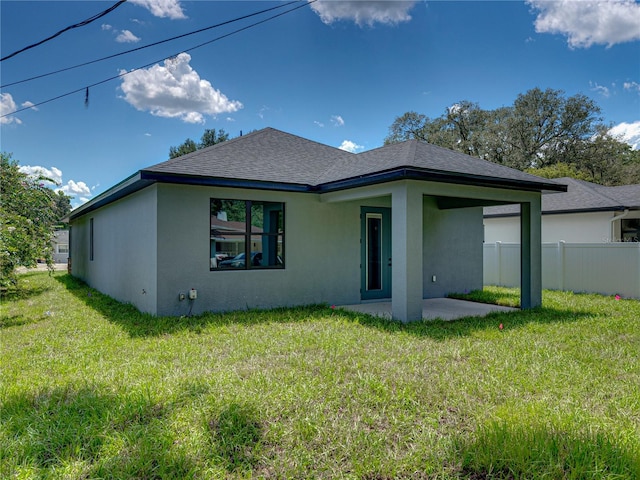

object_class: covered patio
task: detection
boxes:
[338,297,517,321]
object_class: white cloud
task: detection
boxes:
[59,179,92,197]
[18,164,95,206]
[130,0,186,19]
[590,81,610,98]
[21,101,38,111]
[339,140,364,153]
[609,121,640,150]
[527,0,640,48]
[116,29,141,43]
[19,165,63,185]
[331,115,345,127]
[314,120,325,128]
[624,81,640,93]
[103,24,141,43]
[0,93,21,125]
[311,0,416,26]
[119,53,242,123]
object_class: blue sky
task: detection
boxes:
[2,0,639,207]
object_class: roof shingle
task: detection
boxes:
[144,127,565,191]
[484,177,640,216]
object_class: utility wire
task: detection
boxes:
[1,0,128,62]
[2,0,299,88]
[1,0,316,119]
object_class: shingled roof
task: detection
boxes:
[68,127,567,221]
[484,177,640,217]
[143,128,352,187]
[142,127,565,193]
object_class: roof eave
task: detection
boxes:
[139,170,310,193]
[66,172,152,222]
[316,167,567,194]
[484,205,637,218]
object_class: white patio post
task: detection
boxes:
[520,197,542,309]
[391,182,423,322]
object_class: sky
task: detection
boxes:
[1,0,639,208]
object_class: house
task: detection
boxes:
[52,229,69,264]
[65,128,565,321]
[484,177,640,243]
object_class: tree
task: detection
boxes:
[199,128,229,148]
[573,128,633,185]
[53,190,72,225]
[169,138,197,159]
[384,88,637,185]
[504,88,601,169]
[385,111,430,144]
[169,128,230,159]
[0,153,62,286]
[524,163,591,182]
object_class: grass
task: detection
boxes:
[1,272,639,479]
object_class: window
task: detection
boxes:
[621,218,640,242]
[210,199,284,270]
[57,244,69,254]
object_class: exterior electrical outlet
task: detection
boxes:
[179,293,186,301]
[189,288,197,300]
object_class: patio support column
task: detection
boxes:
[391,183,423,322]
[520,197,542,309]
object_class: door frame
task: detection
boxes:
[360,206,392,300]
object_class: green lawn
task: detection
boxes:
[1,272,639,479]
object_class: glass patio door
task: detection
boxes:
[361,207,391,300]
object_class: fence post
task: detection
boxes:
[496,241,502,286]
[558,240,565,291]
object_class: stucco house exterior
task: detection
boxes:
[66,128,565,321]
[484,177,640,243]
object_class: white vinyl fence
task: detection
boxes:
[484,242,640,299]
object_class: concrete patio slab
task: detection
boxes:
[338,297,517,321]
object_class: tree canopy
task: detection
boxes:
[385,88,639,185]
[1,153,72,286]
[169,128,230,159]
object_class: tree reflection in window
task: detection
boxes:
[210,199,284,270]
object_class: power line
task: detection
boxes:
[1,0,316,119]
[1,0,128,62]
[1,0,299,88]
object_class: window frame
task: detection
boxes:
[210,198,285,271]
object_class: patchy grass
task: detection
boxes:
[1,273,639,479]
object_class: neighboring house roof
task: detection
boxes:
[67,128,566,221]
[484,177,640,217]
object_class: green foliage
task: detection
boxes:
[2,273,639,478]
[0,153,63,286]
[199,128,230,149]
[169,128,230,159]
[385,88,638,185]
[525,162,592,181]
[52,190,72,225]
[168,138,197,159]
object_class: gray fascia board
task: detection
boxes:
[483,205,634,218]
[139,170,310,192]
[315,167,567,194]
